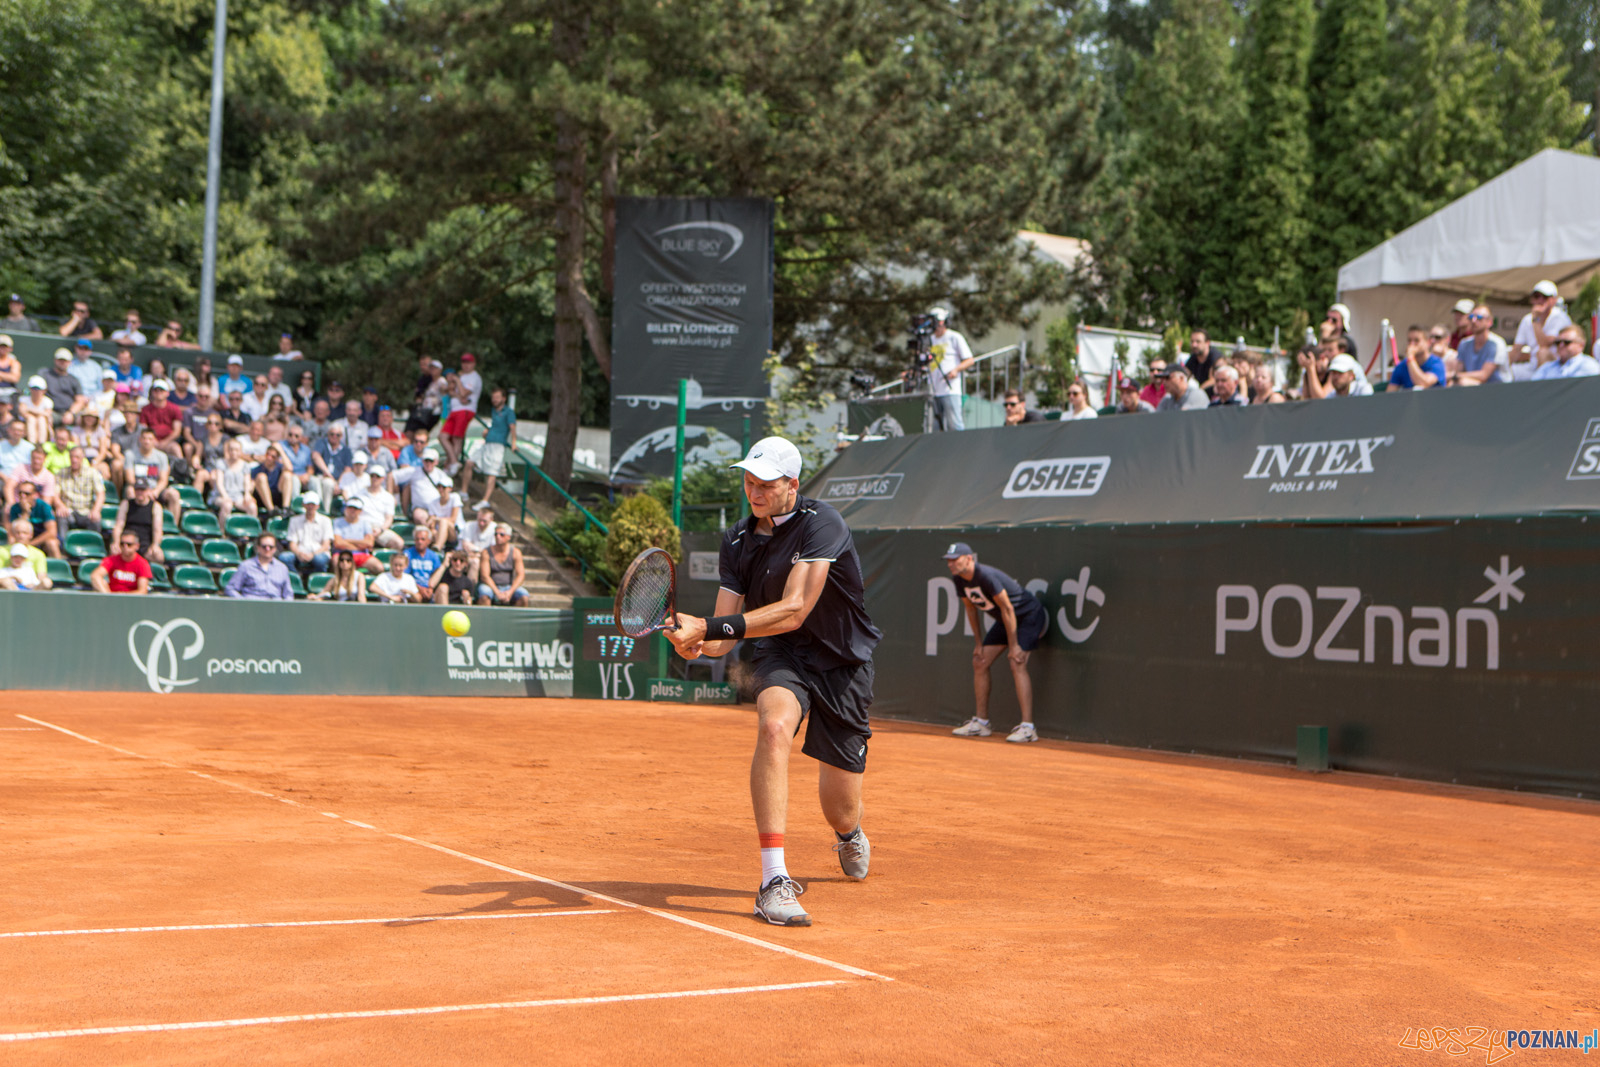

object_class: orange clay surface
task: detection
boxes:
[2,692,1598,1066]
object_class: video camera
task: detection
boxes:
[907,313,937,366]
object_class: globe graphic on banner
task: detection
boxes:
[610,424,744,480]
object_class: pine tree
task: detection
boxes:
[1117,0,1245,331]
[1226,0,1315,341]
[1387,0,1502,226]
[1491,0,1587,162]
[1305,0,1393,303]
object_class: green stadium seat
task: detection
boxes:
[219,567,238,590]
[200,539,241,568]
[224,514,262,541]
[103,479,119,503]
[76,560,101,587]
[287,494,305,514]
[181,511,223,539]
[148,562,171,590]
[307,573,333,596]
[174,484,206,511]
[45,558,74,587]
[287,572,307,598]
[0,527,8,546]
[172,565,217,594]
[64,529,107,560]
[390,521,415,541]
[100,504,120,530]
[373,549,395,566]
[159,536,199,564]
[266,516,289,538]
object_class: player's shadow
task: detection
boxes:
[416,878,749,920]
[581,880,752,918]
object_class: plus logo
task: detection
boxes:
[1057,566,1105,643]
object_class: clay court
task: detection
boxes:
[3,693,1597,1065]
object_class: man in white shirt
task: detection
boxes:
[263,364,293,406]
[355,466,405,549]
[237,420,273,461]
[371,551,421,603]
[923,307,973,432]
[109,310,148,348]
[419,470,463,549]
[338,450,371,496]
[240,376,274,420]
[1509,281,1572,382]
[1321,354,1374,397]
[337,400,371,452]
[274,333,304,361]
[459,500,497,563]
[284,492,333,578]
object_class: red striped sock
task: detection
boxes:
[758,833,787,884]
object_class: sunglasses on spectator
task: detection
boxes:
[120,540,140,548]
[1469,313,1488,321]
[1554,338,1579,347]
[1004,400,1022,407]
[1429,333,1446,340]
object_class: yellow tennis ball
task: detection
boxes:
[442,610,471,637]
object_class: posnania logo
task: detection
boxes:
[127,618,302,694]
[1002,456,1111,498]
[1214,556,1525,670]
[653,221,744,262]
[1242,436,1393,493]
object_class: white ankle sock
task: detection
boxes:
[760,848,788,885]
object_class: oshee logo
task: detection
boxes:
[127,618,302,694]
[1566,417,1600,479]
[819,473,904,502]
[1214,557,1525,670]
[1002,456,1110,498]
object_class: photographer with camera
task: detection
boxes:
[916,307,974,432]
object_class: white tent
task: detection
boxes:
[1337,148,1600,364]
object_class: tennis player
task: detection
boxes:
[943,542,1045,743]
[665,436,881,927]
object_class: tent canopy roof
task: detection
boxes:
[1337,149,1600,303]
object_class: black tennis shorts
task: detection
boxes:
[982,605,1047,651]
[752,644,874,774]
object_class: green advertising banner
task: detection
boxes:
[0,592,571,697]
[857,517,1600,797]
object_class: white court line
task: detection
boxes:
[0,909,614,939]
[0,980,847,1043]
[17,714,892,983]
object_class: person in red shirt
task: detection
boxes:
[138,380,186,460]
[369,405,405,457]
[91,532,153,594]
[1138,360,1168,411]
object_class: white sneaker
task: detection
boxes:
[952,717,992,738]
[1006,722,1038,743]
[754,876,810,926]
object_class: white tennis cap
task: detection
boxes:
[730,436,802,481]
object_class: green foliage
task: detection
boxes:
[603,492,681,576]
[643,466,743,534]
[537,499,616,587]
[1306,0,1394,300]
[1572,276,1600,337]
[1033,316,1079,409]
[1226,0,1315,340]
[764,350,838,476]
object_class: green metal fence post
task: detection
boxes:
[672,378,688,528]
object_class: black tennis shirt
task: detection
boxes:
[718,495,881,671]
[952,561,1043,620]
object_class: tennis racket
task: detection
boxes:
[614,547,678,637]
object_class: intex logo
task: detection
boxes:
[819,473,904,502]
[446,636,573,670]
[1002,456,1110,498]
[1243,437,1393,482]
[1566,418,1600,479]
[1214,557,1525,670]
[653,221,744,262]
[127,618,303,694]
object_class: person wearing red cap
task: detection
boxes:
[439,353,482,474]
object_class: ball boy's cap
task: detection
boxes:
[730,436,802,481]
[942,542,974,559]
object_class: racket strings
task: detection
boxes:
[617,553,674,634]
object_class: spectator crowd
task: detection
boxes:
[990,287,1598,427]
[0,310,532,607]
